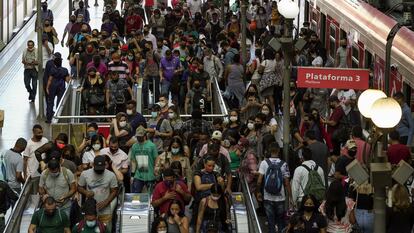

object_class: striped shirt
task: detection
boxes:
[108,61,130,79]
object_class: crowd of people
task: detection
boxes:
[12,0,414,232]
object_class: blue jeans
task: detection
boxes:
[46,82,65,121]
[264,200,285,233]
[131,179,154,193]
[161,79,171,96]
[355,209,374,233]
[24,69,38,100]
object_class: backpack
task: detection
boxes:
[0,151,7,181]
[192,89,206,111]
[264,159,285,195]
[76,219,106,233]
[301,164,326,201]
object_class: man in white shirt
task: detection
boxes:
[334,88,357,115]
[256,142,292,233]
[23,124,48,194]
[291,147,325,205]
[143,25,157,52]
[187,0,202,17]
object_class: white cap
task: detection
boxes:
[211,131,222,140]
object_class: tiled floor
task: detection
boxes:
[0,0,105,150]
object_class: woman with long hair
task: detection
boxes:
[299,194,327,233]
[319,180,355,233]
[163,200,189,233]
[151,217,169,233]
[386,184,414,233]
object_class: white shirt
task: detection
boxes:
[261,59,276,73]
[187,0,202,16]
[100,148,130,170]
[258,158,290,202]
[144,33,157,52]
[336,89,356,115]
[291,160,325,203]
[82,150,98,165]
[42,42,53,69]
[23,137,48,178]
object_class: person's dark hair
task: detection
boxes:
[15,138,27,149]
[244,83,259,98]
[32,124,43,131]
[255,49,262,62]
[170,161,183,177]
[393,91,404,100]
[268,142,280,156]
[213,118,223,126]
[325,180,347,221]
[56,133,69,144]
[127,99,137,107]
[304,130,316,141]
[150,217,168,233]
[89,134,104,151]
[233,54,241,64]
[44,196,56,205]
[302,147,313,161]
[27,40,35,46]
[83,198,98,216]
[262,134,276,157]
[62,144,78,163]
[168,137,184,154]
[351,125,363,139]
[255,113,267,123]
[204,155,216,165]
[191,108,203,119]
[389,130,400,141]
[263,48,275,60]
[300,194,320,213]
[87,122,99,131]
[167,199,185,217]
[109,136,119,145]
[286,214,304,233]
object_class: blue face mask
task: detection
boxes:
[151,111,158,118]
[86,220,96,227]
[171,148,180,155]
[87,131,97,138]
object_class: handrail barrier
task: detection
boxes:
[241,175,263,233]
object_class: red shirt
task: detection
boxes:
[328,106,345,134]
[387,143,411,165]
[125,15,143,34]
[151,180,191,214]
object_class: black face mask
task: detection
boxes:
[303,206,315,212]
[42,6,47,11]
[35,135,43,140]
[45,209,55,216]
[348,149,357,157]
[70,19,76,23]
[110,148,118,154]
[137,136,145,143]
[255,123,262,129]
[94,169,105,174]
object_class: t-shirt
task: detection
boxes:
[147,118,173,153]
[125,15,143,33]
[151,180,191,214]
[327,106,345,134]
[23,138,49,178]
[258,158,290,202]
[336,47,348,68]
[4,149,23,190]
[31,208,70,233]
[100,148,129,170]
[160,57,181,81]
[261,59,276,73]
[307,141,329,174]
[319,198,355,233]
[304,212,328,233]
[335,155,354,176]
[50,67,69,86]
[78,169,118,215]
[130,141,158,181]
[39,168,75,207]
[387,143,411,165]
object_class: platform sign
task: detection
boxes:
[297,67,369,90]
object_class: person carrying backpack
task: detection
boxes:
[291,147,326,206]
[256,142,293,233]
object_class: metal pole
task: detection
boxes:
[69,0,73,16]
[384,23,402,96]
[221,0,225,23]
[240,0,247,66]
[36,0,45,119]
[282,18,294,162]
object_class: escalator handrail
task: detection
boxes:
[51,80,74,123]
[212,76,229,118]
[116,184,126,233]
[241,175,263,233]
[3,176,35,233]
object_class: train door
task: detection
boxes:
[326,16,339,60]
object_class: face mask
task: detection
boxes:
[144,30,149,35]
[151,112,158,118]
[348,149,357,157]
[45,23,50,27]
[70,19,76,23]
[158,231,167,233]
[92,144,101,151]
[136,136,145,143]
[110,148,118,154]
[86,220,96,227]
[168,113,175,119]
[230,116,238,122]
[342,44,347,48]
[94,169,105,174]
[45,209,55,216]
[50,172,60,177]
[87,47,94,53]
[171,148,180,155]
[164,180,173,188]
[303,206,315,212]
[255,123,262,129]
[211,195,220,201]
[42,6,47,10]
[159,101,166,108]
[35,135,43,140]
[77,18,83,23]
[56,143,65,149]
[262,110,270,115]
[112,78,119,83]
[127,55,134,60]
[119,121,127,127]
[88,131,97,138]
[126,109,133,115]
[193,84,201,89]
[247,123,255,130]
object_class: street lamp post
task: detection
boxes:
[36,0,45,119]
[277,0,299,162]
[358,89,402,233]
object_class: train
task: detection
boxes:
[303,0,414,102]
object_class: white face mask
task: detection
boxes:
[262,110,270,115]
[86,220,96,227]
[158,231,167,233]
[159,101,167,108]
[230,116,238,122]
[92,144,101,151]
[119,121,127,127]
[168,113,175,119]
[126,109,133,115]
[247,123,255,130]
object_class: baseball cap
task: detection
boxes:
[53,52,62,59]
[135,125,146,137]
[211,131,222,140]
[93,156,106,171]
[346,139,357,150]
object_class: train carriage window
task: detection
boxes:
[352,45,359,68]
[329,24,336,58]
[311,9,319,32]
[340,29,347,40]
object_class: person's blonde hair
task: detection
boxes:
[392,184,411,211]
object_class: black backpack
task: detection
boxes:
[192,89,206,111]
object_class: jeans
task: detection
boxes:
[132,178,154,193]
[355,209,374,233]
[264,200,286,233]
[161,79,171,96]
[46,82,65,121]
[24,69,38,100]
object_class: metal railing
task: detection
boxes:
[241,175,263,233]
[51,80,82,124]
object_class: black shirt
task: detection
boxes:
[0,181,18,213]
[335,155,354,176]
[195,154,231,177]
[303,212,327,233]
